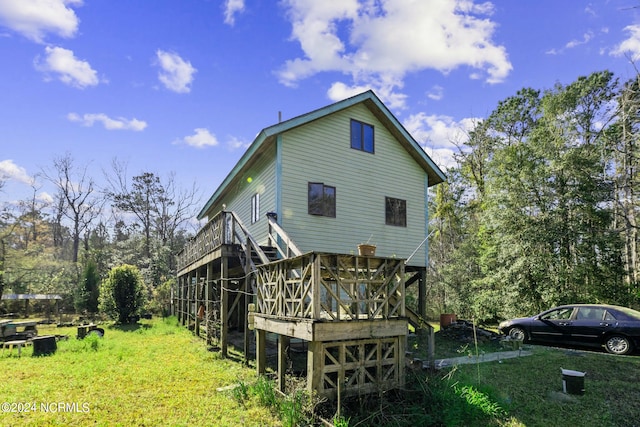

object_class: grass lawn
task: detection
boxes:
[0,317,278,427]
[3,317,640,426]
[362,324,640,427]
[446,345,640,427]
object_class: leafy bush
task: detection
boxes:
[148,277,174,317]
[99,264,146,323]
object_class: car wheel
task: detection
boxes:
[508,327,527,341]
[604,335,632,355]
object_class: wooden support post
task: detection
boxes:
[183,274,188,324]
[312,254,321,319]
[397,335,406,388]
[220,256,228,358]
[195,270,201,336]
[256,328,266,375]
[277,335,290,393]
[418,267,426,319]
[183,273,191,326]
[428,325,435,363]
[416,267,434,361]
[307,341,323,396]
[184,273,189,325]
[244,238,252,364]
[206,262,214,345]
[177,275,183,324]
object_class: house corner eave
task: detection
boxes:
[196,129,271,220]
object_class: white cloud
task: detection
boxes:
[327,79,408,110]
[427,85,444,101]
[38,191,54,204]
[227,136,250,150]
[35,46,100,88]
[156,50,197,93]
[611,25,640,61]
[0,159,35,185]
[278,0,511,100]
[403,113,480,170]
[175,128,219,148]
[67,113,147,131]
[327,81,372,101]
[565,31,593,49]
[223,0,245,26]
[0,0,82,43]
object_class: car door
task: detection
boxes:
[529,307,575,343]
[568,307,610,346]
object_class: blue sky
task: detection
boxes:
[1,0,640,214]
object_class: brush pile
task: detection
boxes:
[437,319,502,344]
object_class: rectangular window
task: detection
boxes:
[251,193,260,224]
[308,182,336,217]
[350,119,374,153]
[385,197,406,227]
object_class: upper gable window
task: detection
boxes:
[308,182,336,218]
[385,197,406,227]
[251,193,260,224]
[350,119,374,153]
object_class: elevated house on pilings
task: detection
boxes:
[175,90,446,400]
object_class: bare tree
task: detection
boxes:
[105,159,200,271]
[41,153,102,263]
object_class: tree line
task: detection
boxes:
[0,156,200,317]
[426,70,640,321]
[3,70,639,323]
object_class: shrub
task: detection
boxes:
[99,264,146,323]
[75,259,100,313]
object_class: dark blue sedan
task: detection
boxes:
[498,304,640,355]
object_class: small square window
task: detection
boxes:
[351,119,374,153]
[251,193,260,224]
[308,183,336,217]
[385,197,406,227]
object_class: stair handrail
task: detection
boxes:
[227,211,271,266]
[266,213,303,259]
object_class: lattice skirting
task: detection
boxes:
[312,335,405,399]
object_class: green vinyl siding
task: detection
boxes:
[208,144,277,246]
[279,103,428,266]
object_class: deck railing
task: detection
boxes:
[266,213,303,259]
[177,211,268,272]
[255,252,405,321]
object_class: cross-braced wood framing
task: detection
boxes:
[255,253,405,321]
[176,211,414,400]
[317,337,404,399]
[254,252,407,400]
[176,214,225,270]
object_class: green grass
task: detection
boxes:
[338,342,640,427]
[3,318,639,426]
[450,345,640,427]
[0,317,278,427]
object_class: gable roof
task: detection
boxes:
[198,90,446,219]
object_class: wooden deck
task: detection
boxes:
[175,211,412,399]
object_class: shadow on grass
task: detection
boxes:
[108,322,152,332]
